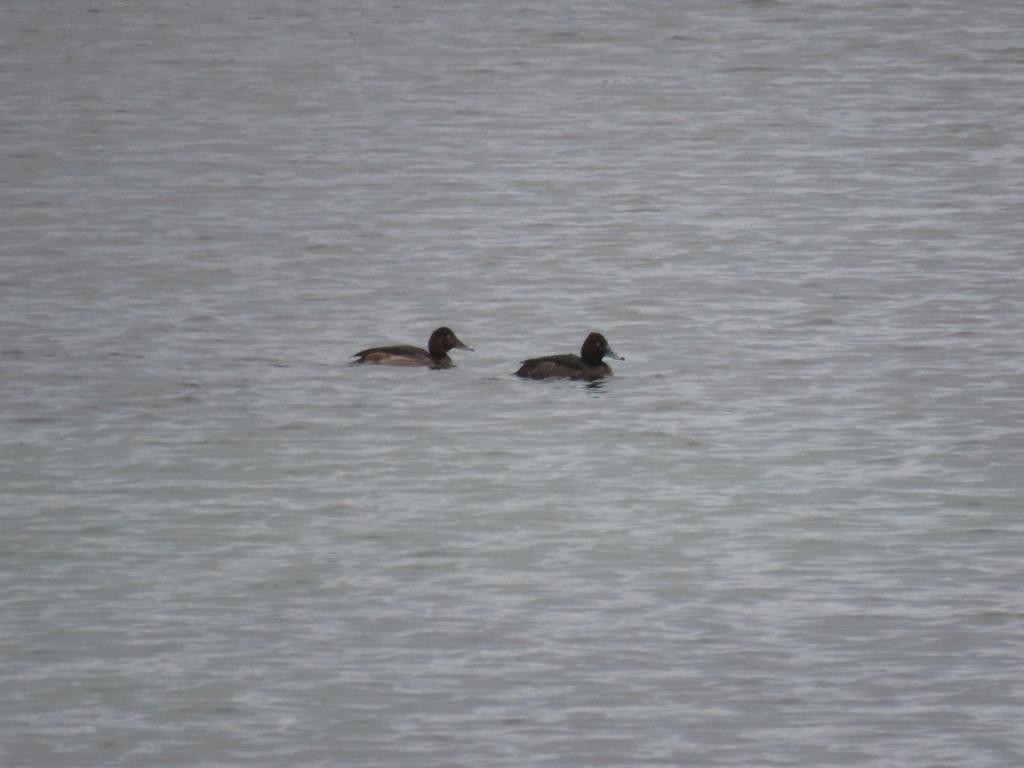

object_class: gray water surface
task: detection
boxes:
[2,1,1024,766]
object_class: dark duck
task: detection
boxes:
[515,331,623,381]
[352,327,473,369]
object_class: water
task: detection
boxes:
[2,1,1024,765]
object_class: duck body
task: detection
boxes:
[353,327,472,369]
[515,332,622,381]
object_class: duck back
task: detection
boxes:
[515,354,611,381]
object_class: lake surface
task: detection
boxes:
[2,1,1023,765]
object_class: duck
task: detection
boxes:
[352,327,473,369]
[514,331,623,380]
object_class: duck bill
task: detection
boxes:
[605,346,624,361]
[453,338,474,352]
